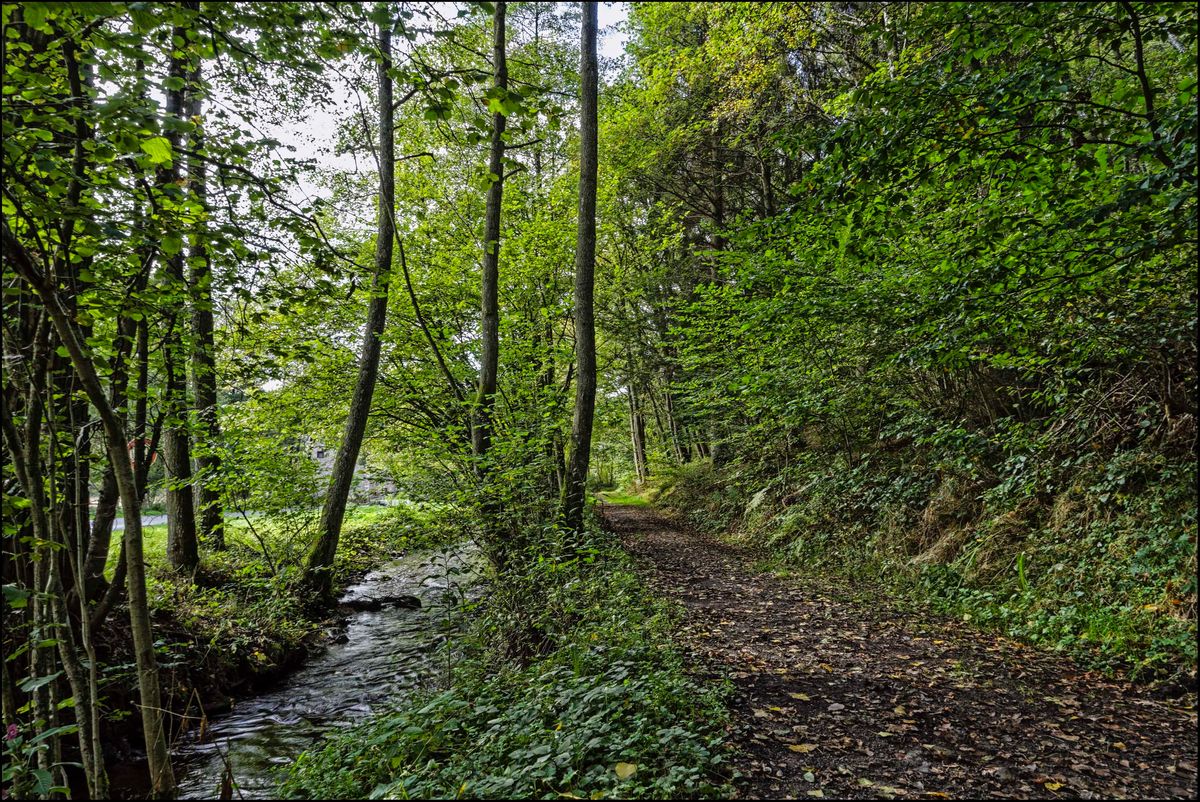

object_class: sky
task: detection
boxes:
[274,2,630,207]
[256,2,631,392]
[598,2,631,59]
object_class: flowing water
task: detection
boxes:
[136,543,478,799]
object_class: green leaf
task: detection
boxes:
[23,4,50,31]
[140,136,173,165]
[19,671,63,692]
[2,583,29,609]
[32,768,55,796]
[30,723,79,744]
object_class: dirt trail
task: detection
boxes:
[601,503,1198,800]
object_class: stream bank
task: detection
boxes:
[108,542,478,799]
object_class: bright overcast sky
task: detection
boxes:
[276,2,630,205]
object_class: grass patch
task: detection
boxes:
[597,490,653,506]
[596,478,666,508]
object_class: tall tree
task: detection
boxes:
[4,224,176,798]
[187,13,224,550]
[473,0,507,465]
[304,9,394,601]
[160,18,199,573]
[561,1,598,534]
[628,384,648,485]
[472,0,508,563]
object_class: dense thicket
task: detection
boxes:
[603,2,1196,677]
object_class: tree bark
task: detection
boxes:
[304,12,393,602]
[561,2,599,535]
[161,26,199,574]
[629,385,648,484]
[187,47,225,550]
[472,0,507,465]
[472,1,509,567]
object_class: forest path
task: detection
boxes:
[600,503,1198,800]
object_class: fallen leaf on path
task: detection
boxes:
[788,744,818,753]
[789,692,811,701]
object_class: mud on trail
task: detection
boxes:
[601,503,1198,800]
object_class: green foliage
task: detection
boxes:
[663,438,1197,681]
[4,0,1196,787]
[2,721,76,799]
[280,534,731,800]
[602,0,1197,685]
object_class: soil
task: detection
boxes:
[602,503,1199,800]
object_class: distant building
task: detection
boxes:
[301,436,397,502]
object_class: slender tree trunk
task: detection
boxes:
[304,14,393,602]
[472,1,508,566]
[544,327,562,497]
[4,223,176,798]
[561,2,599,535]
[473,0,507,465]
[663,385,687,463]
[86,59,155,599]
[628,386,648,484]
[187,48,224,550]
[161,27,199,574]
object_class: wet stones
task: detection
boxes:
[339,594,422,612]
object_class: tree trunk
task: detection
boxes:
[472,1,508,567]
[161,27,199,574]
[304,13,393,602]
[629,385,648,484]
[561,2,599,535]
[187,49,225,550]
[664,386,688,463]
[472,0,507,465]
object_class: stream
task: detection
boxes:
[122,543,479,800]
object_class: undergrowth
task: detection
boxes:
[279,518,731,800]
[655,431,1197,684]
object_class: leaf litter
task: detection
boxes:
[603,504,1198,800]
